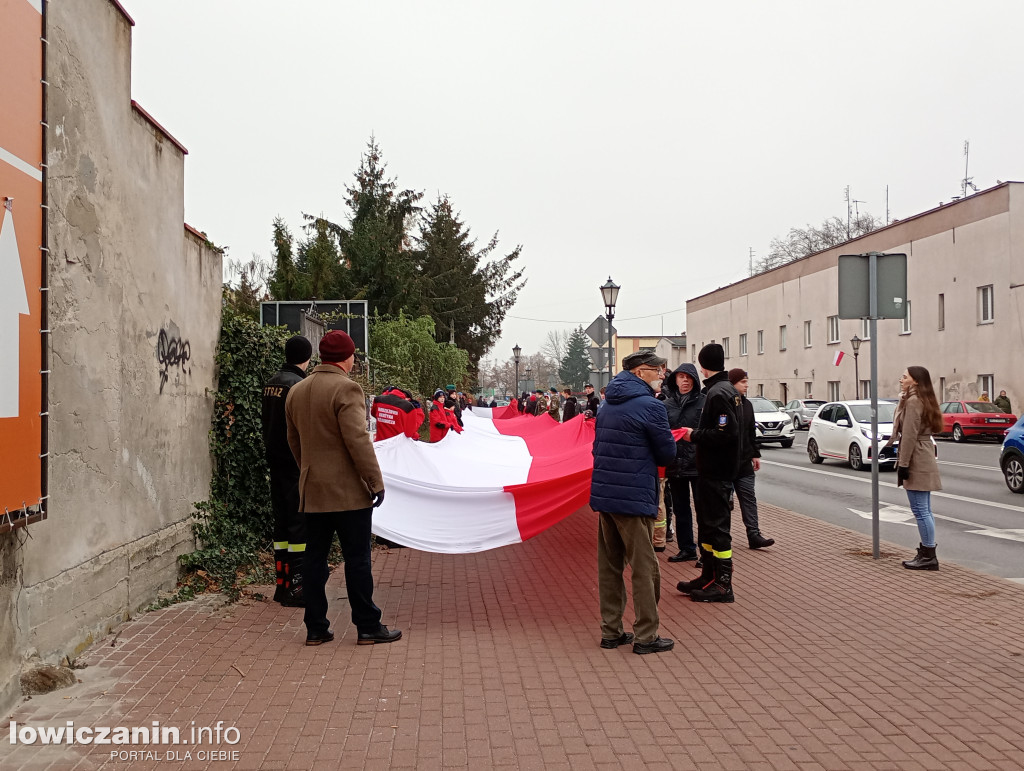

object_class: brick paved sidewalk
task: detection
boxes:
[3,502,1023,770]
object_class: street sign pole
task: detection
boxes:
[869,252,880,559]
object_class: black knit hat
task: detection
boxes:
[698,343,725,372]
[284,335,313,365]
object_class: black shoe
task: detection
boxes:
[280,588,305,608]
[654,545,666,553]
[357,625,403,645]
[902,544,939,571]
[748,531,775,549]
[666,528,675,542]
[668,551,698,563]
[633,637,675,655]
[305,629,335,646]
[599,632,635,649]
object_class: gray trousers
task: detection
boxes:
[734,473,760,533]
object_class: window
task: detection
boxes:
[859,380,870,400]
[861,318,870,340]
[939,377,946,401]
[979,374,994,399]
[827,315,840,344]
[828,381,840,401]
[691,346,696,363]
[978,285,994,323]
[803,320,812,348]
[757,329,764,354]
[722,337,730,358]
[805,382,813,398]
[757,384,764,397]
[779,325,787,351]
[901,300,912,334]
[945,402,963,414]
[938,293,945,331]
[739,333,748,356]
[833,405,850,424]
[780,383,788,402]
[817,405,835,423]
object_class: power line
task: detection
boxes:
[509,305,688,324]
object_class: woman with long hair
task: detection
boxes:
[887,365,944,570]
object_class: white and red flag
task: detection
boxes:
[832,350,845,366]
[371,410,597,553]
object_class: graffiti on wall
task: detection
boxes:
[157,326,191,394]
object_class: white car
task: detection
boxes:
[747,396,796,448]
[806,400,899,471]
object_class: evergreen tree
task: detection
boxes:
[559,327,593,391]
[416,195,526,372]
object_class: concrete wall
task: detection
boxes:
[0,0,221,713]
[686,184,1024,409]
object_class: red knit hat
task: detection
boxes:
[319,330,355,362]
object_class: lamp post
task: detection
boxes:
[600,277,620,387]
[851,334,862,399]
[513,344,521,397]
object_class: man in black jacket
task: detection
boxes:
[262,335,312,606]
[729,369,775,549]
[676,343,741,602]
[583,383,601,417]
[663,363,705,563]
[561,388,578,421]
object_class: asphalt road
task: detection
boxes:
[754,431,1024,583]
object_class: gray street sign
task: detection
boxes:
[586,316,615,346]
[837,253,908,319]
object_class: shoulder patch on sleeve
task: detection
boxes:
[718,414,728,426]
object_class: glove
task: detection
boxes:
[371,489,385,508]
[897,467,909,484]
[583,410,594,419]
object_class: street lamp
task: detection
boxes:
[513,344,521,397]
[851,334,862,399]
[600,277,620,387]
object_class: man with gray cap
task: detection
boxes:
[590,350,677,654]
[262,335,312,607]
[676,342,742,603]
[286,330,401,647]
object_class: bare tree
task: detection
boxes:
[754,213,883,275]
[540,329,569,365]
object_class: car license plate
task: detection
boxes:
[987,418,1010,424]
[763,429,779,435]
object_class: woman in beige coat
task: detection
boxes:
[888,366,944,570]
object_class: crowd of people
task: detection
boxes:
[260,330,946,651]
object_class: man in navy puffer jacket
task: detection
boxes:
[590,351,677,655]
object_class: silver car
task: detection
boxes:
[783,399,827,430]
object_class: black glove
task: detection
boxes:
[897,466,909,484]
[371,489,385,508]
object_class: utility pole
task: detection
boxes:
[844,186,852,240]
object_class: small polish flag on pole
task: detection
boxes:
[833,350,845,366]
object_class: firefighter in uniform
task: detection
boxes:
[371,386,425,441]
[262,335,312,607]
[675,343,742,603]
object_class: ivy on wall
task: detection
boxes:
[176,299,290,600]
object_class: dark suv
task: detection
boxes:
[999,415,1024,493]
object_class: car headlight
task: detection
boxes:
[860,427,879,440]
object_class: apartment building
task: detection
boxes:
[686,183,1024,409]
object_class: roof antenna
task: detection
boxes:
[961,140,978,199]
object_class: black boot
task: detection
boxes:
[677,549,715,595]
[902,544,939,571]
[690,557,734,603]
[273,549,288,603]
[282,553,306,607]
[747,530,775,549]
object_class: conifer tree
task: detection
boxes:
[559,327,593,391]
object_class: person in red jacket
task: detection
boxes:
[429,390,463,442]
[371,386,425,441]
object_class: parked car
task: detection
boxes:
[771,400,785,410]
[939,401,1018,442]
[747,396,796,448]
[806,400,901,471]
[783,399,826,429]
[999,415,1024,493]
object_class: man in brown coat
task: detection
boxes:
[285,330,402,647]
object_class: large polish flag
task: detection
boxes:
[371,410,596,553]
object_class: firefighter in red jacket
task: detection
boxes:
[430,389,463,442]
[371,386,425,441]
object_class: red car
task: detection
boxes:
[939,401,1017,442]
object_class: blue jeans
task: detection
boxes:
[905,489,936,548]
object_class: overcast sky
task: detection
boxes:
[129,0,1024,363]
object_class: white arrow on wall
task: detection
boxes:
[0,201,31,418]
